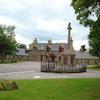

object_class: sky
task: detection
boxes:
[0,0,89,50]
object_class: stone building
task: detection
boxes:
[28,23,99,65]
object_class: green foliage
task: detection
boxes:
[0,79,100,100]
[0,60,18,64]
[71,0,100,27]
[18,43,26,49]
[87,65,100,70]
[71,0,100,59]
[88,18,100,59]
[0,25,18,59]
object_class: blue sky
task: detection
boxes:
[0,0,89,50]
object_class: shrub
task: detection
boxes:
[0,80,18,91]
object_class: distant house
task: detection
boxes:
[16,43,98,65]
[16,48,29,61]
[28,41,98,65]
[16,23,99,65]
[16,48,28,56]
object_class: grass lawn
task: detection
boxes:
[0,60,21,64]
[0,78,100,100]
[0,60,12,64]
[87,65,100,70]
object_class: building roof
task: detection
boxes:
[75,51,98,59]
[36,43,98,59]
[37,43,67,51]
[17,44,98,59]
[16,48,28,56]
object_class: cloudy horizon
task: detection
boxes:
[0,0,89,50]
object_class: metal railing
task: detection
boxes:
[41,61,86,73]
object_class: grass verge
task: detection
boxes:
[0,78,100,100]
[87,65,100,70]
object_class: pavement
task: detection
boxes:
[0,61,100,79]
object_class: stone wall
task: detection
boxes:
[76,58,99,65]
[0,54,99,65]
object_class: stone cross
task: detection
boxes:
[34,38,37,45]
[67,22,72,50]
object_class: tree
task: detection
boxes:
[0,25,18,62]
[71,0,100,60]
[71,0,100,27]
[88,19,100,59]
[18,43,26,49]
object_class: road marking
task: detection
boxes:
[33,76,41,78]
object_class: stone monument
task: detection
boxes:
[41,22,86,73]
[60,22,75,67]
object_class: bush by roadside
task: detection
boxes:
[0,80,18,90]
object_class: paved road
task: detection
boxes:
[0,61,40,73]
[0,61,100,79]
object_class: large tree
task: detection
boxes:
[71,0,100,60]
[88,19,100,59]
[0,25,18,61]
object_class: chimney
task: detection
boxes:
[80,45,87,52]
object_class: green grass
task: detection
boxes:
[0,78,100,100]
[0,60,15,64]
[87,65,100,70]
[0,60,20,64]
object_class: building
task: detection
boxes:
[16,48,28,61]
[27,23,98,65]
[15,23,98,65]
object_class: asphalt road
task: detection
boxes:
[0,61,100,79]
[0,61,40,73]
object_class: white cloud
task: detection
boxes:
[73,40,89,50]
[0,0,89,50]
[0,16,16,25]
[15,34,31,47]
[0,0,25,12]
[36,18,66,32]
[0,16,31,34]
